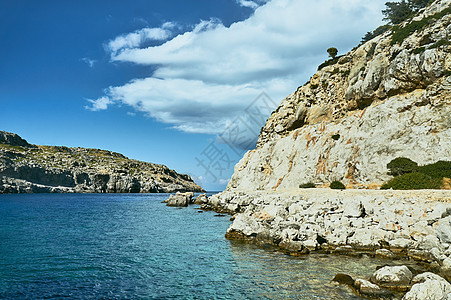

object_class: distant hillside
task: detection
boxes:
[0,131,204,193]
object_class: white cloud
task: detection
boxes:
[236,0,269,9]
[81,57,96,68]
[89,0,386,146]
[85,96,112,111]
[107,23,175,54]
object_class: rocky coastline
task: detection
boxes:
[172,2,451,298]
[172,189,451,299]
[0,131,204,194]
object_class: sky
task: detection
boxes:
[0,0,387,191]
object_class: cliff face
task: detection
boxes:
[228,0,451,190]
[198,2,451,291]
[0,131,204,193]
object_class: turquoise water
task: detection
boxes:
[1,193,392,299]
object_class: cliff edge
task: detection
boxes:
[0,131,204,193]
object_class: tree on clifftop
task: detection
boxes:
[327,47,338,58]
[383,1,412,24]
[383,0,431,25]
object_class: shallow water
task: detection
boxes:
[1,193,399,299]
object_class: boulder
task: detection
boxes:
[441,257,451,282]
[164,192,194,207]
[354,278,393,298]
[343,199,365,218]
[371,265,413,291]
[402,279,451,300]
[411,272,448,285]
[436,216,451,244]
[375,249,397,259]
[193,193,208,205]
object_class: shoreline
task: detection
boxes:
[197,189,451,286]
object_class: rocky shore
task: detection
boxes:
[164,1,451,298]
[189,189,451,298]
[0,131,204,194]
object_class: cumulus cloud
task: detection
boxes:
[89,0,386,145]
[236,0,269,9]
[107,22,175,54]
[85,96,112,111]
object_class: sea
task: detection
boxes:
[0,193,395,299]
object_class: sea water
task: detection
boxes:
[0,193,395,299]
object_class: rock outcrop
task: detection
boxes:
[0,131,204,193]
[195,1,451,297]
[228,0,451,189]
[163,192,195,207]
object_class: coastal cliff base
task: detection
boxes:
[201,189,451,282]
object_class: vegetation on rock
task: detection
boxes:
[0,131,204,193]
[330,181,346,189]
[327,47,338,59]
[382,158,451,190]
[381,172,442,190]
[391,6,451,45]
[387,157,419,176]
[299,182,316,189]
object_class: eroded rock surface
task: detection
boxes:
[0,131,204,194]
[228,0,451,189]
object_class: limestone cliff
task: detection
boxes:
[0,131,204,193]
[229,0,451,190]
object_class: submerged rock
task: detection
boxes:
[354,278,393,298]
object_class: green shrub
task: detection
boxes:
[361,24,391,43]
[391,6,451,45]
[418,161,451,179]
[327,47,338,59]
[332,134,340,141]
[387,157,418,176]
[412,47,425,54]
[310,84,319,89]
[330,181,346,189]
[317,56,342,71]
[299,182,316,189]
[381,172,442,190]
[429,39,451,49]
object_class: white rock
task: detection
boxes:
[436,216,451,244]
[343,199,365,217]
[371,265,412,288]
[411,272,448,285]
[354,278,393,297]
[402,279,451,300]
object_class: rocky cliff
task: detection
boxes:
[195,1,451,296]
[0,131,204,193]
[229,0,451,190]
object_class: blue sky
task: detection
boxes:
[0,0,386,190]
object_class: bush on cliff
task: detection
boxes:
[418,161,451,179]
[382,159,451,190]
[330,181,346,189]
[387,157,418,176]
[299,182,316,189]
[381,172,442,190]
